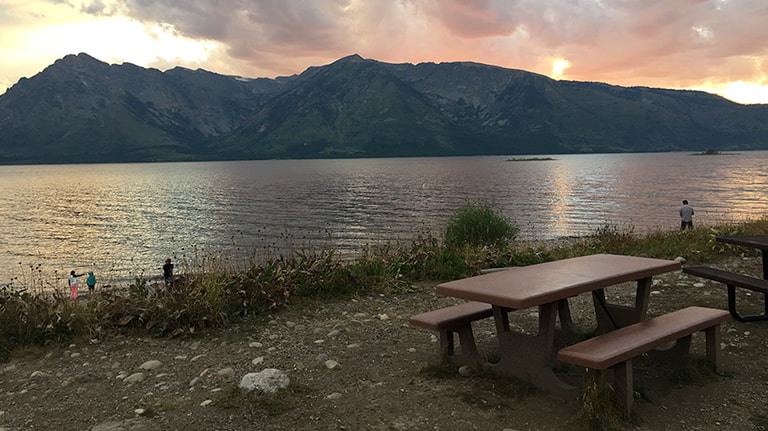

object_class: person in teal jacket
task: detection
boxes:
[86,271,96,295]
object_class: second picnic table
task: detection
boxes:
[434,253,682,395]
[683,234,768,322]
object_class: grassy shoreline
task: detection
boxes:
[1,217,767,361]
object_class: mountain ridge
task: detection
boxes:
[0,53,766,164]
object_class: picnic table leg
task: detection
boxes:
[490,303,577,397]
[593,277,652,332]
[762,251,768,316]
[612,360,634,416]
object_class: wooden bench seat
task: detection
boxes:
[409,302,493,367]
[557,306,730,414]
[683,265,768,322]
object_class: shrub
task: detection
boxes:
[443,202,518,249]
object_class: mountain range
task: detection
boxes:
[1,53,767,164]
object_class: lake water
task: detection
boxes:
[1,151,767,287]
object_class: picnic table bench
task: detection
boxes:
[557,306,729,414]
[409,301,493,367]
[683,265,768,322]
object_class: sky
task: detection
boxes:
[1,0,768,104]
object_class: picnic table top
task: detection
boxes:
[716,235,768,251]
[435,253,681,310]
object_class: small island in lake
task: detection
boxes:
[693,149,738,156]
[505,157,556,162]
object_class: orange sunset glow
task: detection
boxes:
[1,0,767,104]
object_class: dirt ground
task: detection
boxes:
[1,255,768,431]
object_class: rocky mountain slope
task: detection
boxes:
[1,53,767,164]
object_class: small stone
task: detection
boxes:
[378,314,389,320]
[123,372,145,383]
[324,360,341,370]
[252,357,265,365]
[326,392,342,400]
[458,366,475,377]
[200,400,213,406]
[249,342,263,348]
[139,360,163,370]
[217,367,235,377]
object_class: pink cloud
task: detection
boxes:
[69,0,768,99]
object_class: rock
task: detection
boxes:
[217,367,235,377]
[252,356,265,365]
[674,256,687,264]
[139,360,162,370]
[458,366,475,377]
[91,418,149,431]
[123,372,145,383]
[30,371,52,378]
[239,368,290,393]
[324,360,341,370]
[249,342,263,348]
[326,392,342,400]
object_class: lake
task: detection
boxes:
[1,151,767,286]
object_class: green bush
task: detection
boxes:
[443,202,519,249]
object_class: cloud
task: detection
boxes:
[6,0,768,102]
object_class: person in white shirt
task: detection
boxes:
[679,200,694,230]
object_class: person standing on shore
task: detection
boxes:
[86,271,96,296]
[68,270,84,299]
[163,258,174,288]
[680,200,694,230]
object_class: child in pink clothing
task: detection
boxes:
[68,270,84,299]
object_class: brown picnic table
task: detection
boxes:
[684,234,768,322]
[434,253,682,395]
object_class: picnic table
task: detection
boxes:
[684,234,768,322]
[433,253,682,395]
[716,235,768,278]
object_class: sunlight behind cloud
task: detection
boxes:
[24,17,218,66]
[701,81,768,105]
[551,58,571,79]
